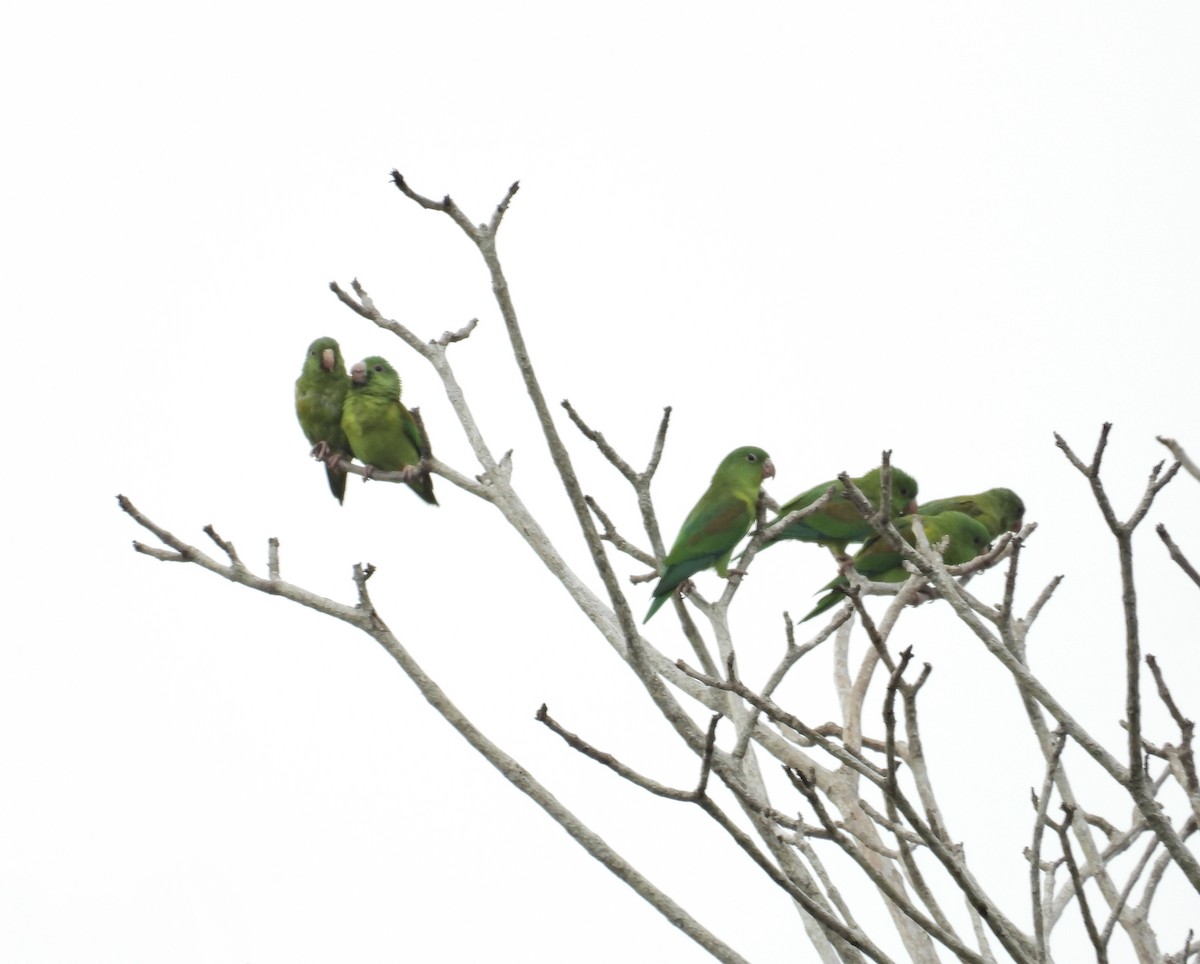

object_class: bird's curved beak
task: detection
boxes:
[321,348,336,372]
[904,499,918,514]
[350,361,368,385]
[762,458,776,480]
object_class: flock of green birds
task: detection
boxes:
[645,448,1024,623]
[295,337,1023,626]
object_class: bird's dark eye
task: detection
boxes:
[374,364,383,372]
[747,453,757,462]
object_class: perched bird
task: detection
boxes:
[764,466,919,556]
[341,356,437,505]
[295,336,351,505]
[916,488,1024,539]
[802,510,991,622]
[645,446,775,623]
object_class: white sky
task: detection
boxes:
[4,2,1199,961]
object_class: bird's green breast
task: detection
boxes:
[342,394,420,470]
[296,381,347,444]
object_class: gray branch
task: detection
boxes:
[118,496,752,964]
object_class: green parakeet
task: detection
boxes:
[645,446,775,623]
[341,356,437,505]
[295,336,351,505]
[765,466,919,556]
[916,488,1024,539]
[802,510,991,622]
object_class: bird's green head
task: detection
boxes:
[859,465,919,514]
[302,336,345,378]
[715,446,775,484]
[349,356,403,397]
[932,511,992,563]
[990,488,1025,532]
[890,467,919,514]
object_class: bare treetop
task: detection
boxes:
[122,175,1199,964]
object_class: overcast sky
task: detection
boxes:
[4,3,1199,961]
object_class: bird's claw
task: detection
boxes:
[362,464,377,482]
[676,578,696,598]
[310,440,330,461]
[724,567,750,586]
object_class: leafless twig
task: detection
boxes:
[1157,436,1200,482]
[1157,524,1200,590]
[1056,426,1199,894]
[120,494,750,964]
[1051,804,1108,962]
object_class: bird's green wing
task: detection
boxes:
[645,446,773,622]
[645,498,753,623]
[766,465,918,551]
[917,488,1023,539]
[398,401,437,505]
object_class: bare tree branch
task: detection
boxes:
[1099,834,1160,953]
[562,398,642,486]
[1028,728,1066,963]
[731,610,849,762]
[538,705,721,801]
[1157,524,1200,590]
[584,494,657,568]
[119,496,753,964]
[1052,805,1108,963]
[787,768,987,964]
[1157,436,1200,482]
[1055,427,1199,894]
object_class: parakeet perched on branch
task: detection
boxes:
[341,356,437,505]
[295,336,351,505]
[645,446,775,623]
[765,466,919,556]
[916,488,1024,539]
[802,510,990,622]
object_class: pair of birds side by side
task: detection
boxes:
[645,448,1024,624]
[799,510,992,622]
[294,336,437,506]
[766,473,1023,620]
[915,488,1025,545]
[795,486,1026,622]
[771,481,1024,621]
